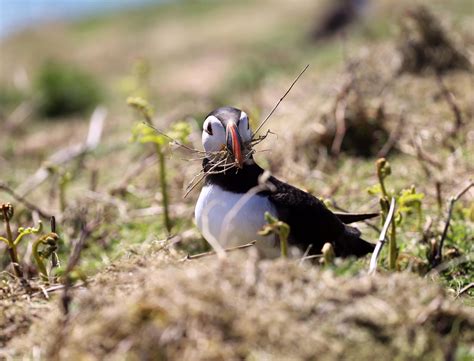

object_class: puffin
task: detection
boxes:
[194,106,376,257]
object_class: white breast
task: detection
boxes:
[195,184,279,256]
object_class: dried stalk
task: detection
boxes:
[436,73,463,141]
[377,112,405,158]
[0,182,52,219]
[369,197,396,275]
[432,180,473,267]
[253,64,309,137]
[184,241,257,260]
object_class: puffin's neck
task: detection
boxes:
[203,157,264,194]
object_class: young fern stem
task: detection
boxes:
[376,160,389,198]
[389,219,397,270]
[322,242,335,266]
[156,143,172,233]
[280,229,288,258]
[1,204,23,278]
[33,239,49,282]
[128,96,173,234]
[32,233,59,282]
[259,212,290,258]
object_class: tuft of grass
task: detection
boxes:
[397,5,471,74]
[34,61,102,117]
[9,252,473,360]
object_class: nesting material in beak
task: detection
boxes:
[226,121,244,168]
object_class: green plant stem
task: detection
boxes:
[378,173,388,199]
[32,238,49,281]
[59,183,67,213]
[156,144,171,233]
[280,232,288,258]
[2,207,23,278]
[388,220,397,270]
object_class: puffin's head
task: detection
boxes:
[202,106,252,168]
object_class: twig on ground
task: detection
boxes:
[300,254,323,261]
[30,283,85,299]
[377,112,405,158]
[435,73,463,140]
[0,182,52,219]
[457,282,474,297]
[16,106,106,197]
[369,197,396,275]
[432,180,473,267]
[427,254,472,280]
[299,244,313,264]
[184,241,257,260]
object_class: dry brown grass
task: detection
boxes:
[3,243,472,360]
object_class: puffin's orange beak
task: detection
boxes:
[226,121,244,168]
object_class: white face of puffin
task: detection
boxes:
[201,110,252,168]
[196,108,279,254]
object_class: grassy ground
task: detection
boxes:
[0,0,473,359]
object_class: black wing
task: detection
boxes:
[333,212,379,224]
[267,176,374,257]
[267,176,345,252]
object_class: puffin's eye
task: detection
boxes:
[205,122,213,135]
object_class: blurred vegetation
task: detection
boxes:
[0,86,25,110]
[34,61,102,117]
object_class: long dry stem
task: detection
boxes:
[369,198,396,275]
[389,217,397,270]
[253,64,309,137]
[156,144,172,233]
[433,180,473,267]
